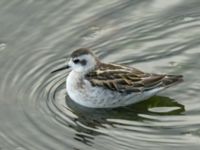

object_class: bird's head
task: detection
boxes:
[52,48,99,74]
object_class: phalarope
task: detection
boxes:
[52,48,183,108]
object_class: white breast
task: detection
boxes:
[66,71,122,107]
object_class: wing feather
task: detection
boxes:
[86,63,182,93]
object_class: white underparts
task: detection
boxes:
[66,71,164,108]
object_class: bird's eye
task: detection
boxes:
[73,59,80,64]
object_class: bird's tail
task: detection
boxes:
[162,75,183,87]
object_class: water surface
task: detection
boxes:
[0,0,200,150]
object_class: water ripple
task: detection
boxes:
[0,0,200,150]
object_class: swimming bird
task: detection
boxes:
[52,48,183,108]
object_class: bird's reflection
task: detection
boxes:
[65,95,185,146]
[67,95,185,124]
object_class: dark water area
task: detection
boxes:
[0,0,200,150]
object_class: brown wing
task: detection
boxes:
[85,63,183,93]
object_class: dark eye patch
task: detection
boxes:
[80,59,87,66]
[73,59,80,64]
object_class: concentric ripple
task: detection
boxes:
[0,0,200,150]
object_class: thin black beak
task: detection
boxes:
[51,65,70,73]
